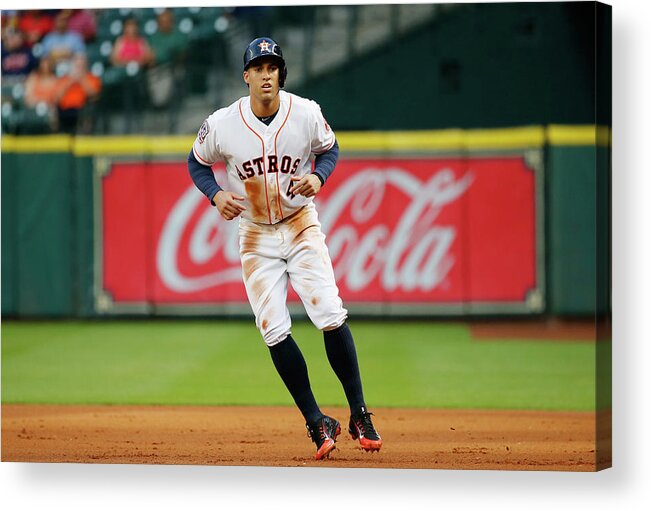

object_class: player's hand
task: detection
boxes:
[289,174,322,198]
[213,191,246,220]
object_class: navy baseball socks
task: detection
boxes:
[269,334,322,424]
[323,323,382,452]
[268,334,341,459]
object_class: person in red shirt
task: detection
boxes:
[63,9,97,43]
[110,17,154,68]
[55,53,101,133]
[18,10,55,47]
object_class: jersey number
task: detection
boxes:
[286,180,296,200]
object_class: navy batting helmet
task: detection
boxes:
[243,37,287,88]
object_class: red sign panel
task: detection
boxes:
[101,157,538,311]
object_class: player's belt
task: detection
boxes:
[248,205,306,227]
[277,206,306,224]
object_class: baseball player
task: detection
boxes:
[187,37,382,460]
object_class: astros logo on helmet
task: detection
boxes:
[243,37,288,88]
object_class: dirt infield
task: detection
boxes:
[1,404,610,471]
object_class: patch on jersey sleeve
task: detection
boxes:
[197,120,210,144]
[324,118,331,132]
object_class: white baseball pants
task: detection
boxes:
[238,202,348,346]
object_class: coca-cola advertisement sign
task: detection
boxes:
[99,157,541,313]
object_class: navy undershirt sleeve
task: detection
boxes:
[313,139,339,186]
[187,149,222,205]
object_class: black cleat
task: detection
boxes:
[349,407,382,452]
[306,415,341,460]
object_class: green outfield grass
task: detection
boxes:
[1,320,603,411]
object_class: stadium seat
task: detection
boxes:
[86,41,107,66]
[10,104,54,135]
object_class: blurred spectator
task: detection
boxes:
[54,53,101,133]
[110,17,154,68]
[18,10,55,47]
[41,11,85,65]
[24,55,59,130]
[2,11,20,32]
[64,9,97,43]
[148,9,186,65]
[146,9,187,108]
[2,28,38,85]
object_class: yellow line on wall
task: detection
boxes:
[73,136,196,155]
[1,125,609,155]
[1,135,73,152]
[465,126,546,150]
[74,136,147,155]
[336,126,547,151]
[338,129,466,151]
[547,125,611,146]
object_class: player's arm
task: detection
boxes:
[289,139,339,197]
[187,150,246,221]
[313,139,339,186]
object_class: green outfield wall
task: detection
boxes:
[1,126,609,318]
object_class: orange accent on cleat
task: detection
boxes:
[307,415,341,460]
[358,437,382,452]
[314,438,336,460]
[348,409,382,452]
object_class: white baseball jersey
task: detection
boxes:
[192,90,336,225]
[192,90,346,346]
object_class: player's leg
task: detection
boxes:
[240,219,339,459]
[322,323,364,412]
[239,220,293,346]
[285,208,381,452]
[284,207,362,410]
[267,333,320,424]
[240,220,319,420]
[269,333,341,459]
[323,323,382,452]
[283,205,347,331]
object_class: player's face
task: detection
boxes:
[244,59,280,102]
